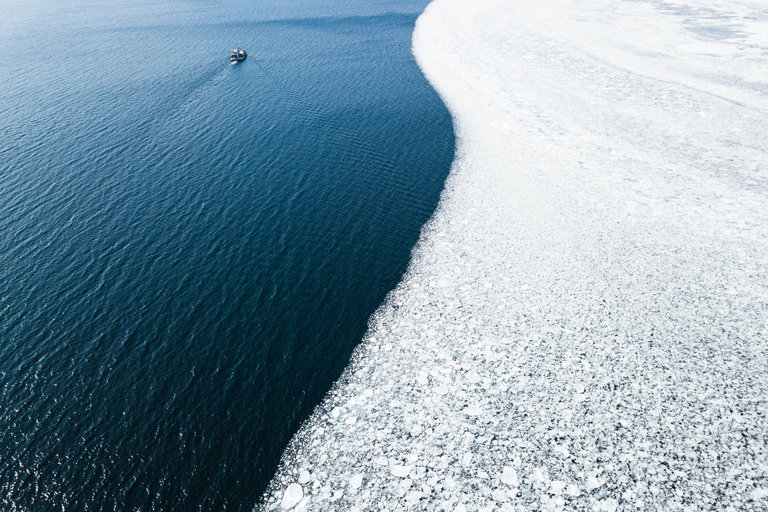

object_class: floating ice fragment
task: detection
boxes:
[500,466,519,487]
[463,405,484,416]
[550,480,566,494]
[467,371,481,384]
[553,496,567,509]
[349,473,363,490]
[752,488,768,500]
[280,483,303,510]
[492,489,508,502]
[595,498,618,512]
[329,407,343,421]
[298,470,311,485]
[406,490,423,504]
[585,472,605,491]
[295,494,312,510]
[391,464,412,478]
[566,483,581,496]
[532,467,549,484]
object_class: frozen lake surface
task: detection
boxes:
[262,0,768,509]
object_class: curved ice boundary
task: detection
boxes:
[261,0,768,509]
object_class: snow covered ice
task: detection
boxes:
[261,0,768,509]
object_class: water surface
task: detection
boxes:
[0,1,454,509]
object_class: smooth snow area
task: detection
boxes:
[261,0,768,509]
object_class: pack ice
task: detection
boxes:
[261,0,768,509]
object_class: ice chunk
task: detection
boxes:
[531,467,549,485]
[348,473,363,490]
[463,405,483,416]
[595,498,618,512]
[552,444,569,458]
[405,490,423,504]
[390,465,412,478]
[585,472,605,492]
[280,484,303,510]
[491,489,508,502]
[500,466,519,487]
[550,480,566,494]
[566,483,581,497]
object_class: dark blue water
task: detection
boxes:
[0,1,453,509]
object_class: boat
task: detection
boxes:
[230,48,247,62]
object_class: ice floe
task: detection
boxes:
[279,484,303,510]
[261,0,768,509]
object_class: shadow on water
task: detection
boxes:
[0,3,454,511]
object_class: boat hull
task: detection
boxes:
[230,50,247,62]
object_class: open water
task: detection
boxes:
[0,0,454,509]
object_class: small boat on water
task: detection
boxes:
[230,48,247,62]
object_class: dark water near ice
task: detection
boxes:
[0,1,453,509]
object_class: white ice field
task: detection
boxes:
[261,0,768,510]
